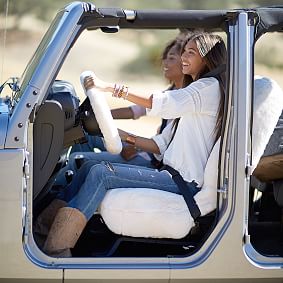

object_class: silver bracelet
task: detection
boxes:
[123,86,129,100]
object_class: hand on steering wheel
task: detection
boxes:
[80,71,122,154]
[82,72,112,93]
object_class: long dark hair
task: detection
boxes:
[161,32,192,89]
[173,32,227,141]
[161,32,192,60]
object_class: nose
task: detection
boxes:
[181,54,186,62]
[162,59,169,68]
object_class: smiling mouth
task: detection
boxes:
[163,67,169,71]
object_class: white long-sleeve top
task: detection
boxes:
[130,105,146,119]
[147,77,221,187]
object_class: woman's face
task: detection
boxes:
[162,45,183,83]
[181,40,206,80]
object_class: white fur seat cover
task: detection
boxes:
[100,140,219,239]
[100,76,283,239]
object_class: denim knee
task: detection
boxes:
[88,161,114,185]
[67,162,114,219]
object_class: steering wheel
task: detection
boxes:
[80,71,122,154]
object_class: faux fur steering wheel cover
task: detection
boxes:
[80,71,122,154]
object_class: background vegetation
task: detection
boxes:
[0,0,282,136]
[0,0,282,22]
[0,0,283,77]
[1,0,283,24]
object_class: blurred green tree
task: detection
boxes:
[1,0,283,28]
[1,0,282,74]
[179,0,230,9]
[0,0,70,28]
[178,0,283,9]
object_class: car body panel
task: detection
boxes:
[0,149,62,282]
[0,99,9,149]
[0,1,282,282]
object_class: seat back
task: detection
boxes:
[33,101,64,200]
[251,76,283,173]
[33,80,80,201]
[252,109,283,183]
[251,77,283,204]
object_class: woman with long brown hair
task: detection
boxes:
[33,33,189,250]
[43,32,227,257]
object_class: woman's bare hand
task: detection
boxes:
[92,74,113,92]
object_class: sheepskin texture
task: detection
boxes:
[251,76,283,171]
[101,188,194,239]
[100,139,219,239]
[80,71,122,154]
[100,76,283,239]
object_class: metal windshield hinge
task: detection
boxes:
[22,150,30,240]
[23,150,30,178]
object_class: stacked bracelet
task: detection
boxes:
[123,86,129,100]
[112,84,122,98]
[112,84,129,99]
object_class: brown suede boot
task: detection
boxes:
[43,207,87,257]
[33,199,67,249]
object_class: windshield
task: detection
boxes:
[12,10,65,104]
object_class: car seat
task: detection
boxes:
[94,76,283,256]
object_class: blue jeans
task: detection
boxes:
[54,151,154,187]
[59,161,199,221]
[70,135,106,153]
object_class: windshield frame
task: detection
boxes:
[13,10,66,104]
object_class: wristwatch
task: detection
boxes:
[125,134,136,146]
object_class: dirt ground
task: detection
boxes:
[0,16,282,138]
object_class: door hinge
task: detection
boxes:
[217,181,228,198]
[23,150,30,178]
[245,153,252,177]
[245,164,252,177]
[243,228,251,244]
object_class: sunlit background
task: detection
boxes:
[1,0,282,136]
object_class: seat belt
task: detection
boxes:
[160,165,201,220]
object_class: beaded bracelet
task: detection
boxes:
[112,84,122,98]
[123,86,129,100]
[112,84,129,99]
